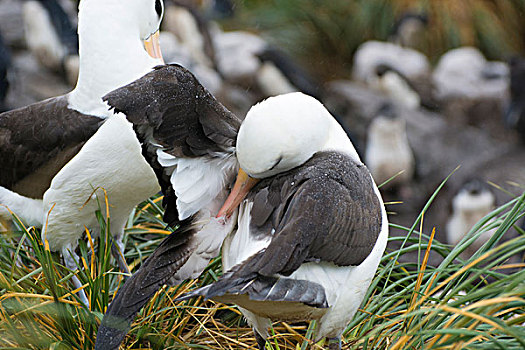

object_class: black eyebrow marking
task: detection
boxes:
[155,0,163,18]
[269,156,283,170]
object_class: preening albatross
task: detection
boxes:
[0,0,165,303]
[94,65,388,350]
[180,92,388,349]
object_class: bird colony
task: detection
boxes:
[0,1,523,349]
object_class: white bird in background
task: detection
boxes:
[367,64,421,110]
[354,11,429,83]
[159,0,224,97]
[92,67,388,350]
[22,0,80,85]
[213,30,322,99]
[162,0,216,69]
[446,179,497,257]
[161,2,323,116]
[0,0,165,305]
[353,40,431,83]
[433,47,509,101]
[365,103,415,189]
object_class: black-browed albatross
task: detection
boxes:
[0,0,165,303]
[94,65,388,350]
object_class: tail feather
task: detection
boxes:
[95,224,196,350]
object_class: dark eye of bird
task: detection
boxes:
[155,0,163,18]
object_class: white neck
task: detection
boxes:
[323,117,361,163]
[68,0,162,117]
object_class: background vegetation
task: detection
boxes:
[226,0,525,80]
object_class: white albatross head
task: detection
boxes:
[69,0,165,117]
[217,92,360,218]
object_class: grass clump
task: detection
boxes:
[0,185,523,349]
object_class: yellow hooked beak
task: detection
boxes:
[143,30,164,63]
[217,168,260,218]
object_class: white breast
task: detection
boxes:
[221,201,272,271]
[433,47,509,100]
[255,62,297,97]
[381,72,420,110]
[43,114,160,251]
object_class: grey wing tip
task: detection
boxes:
[177,275,329,309]
[95,317,129,350]
[252,277,329,309]
[174,285,212,302]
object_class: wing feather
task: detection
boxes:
[96,65,242,349]
[95,223,195,350]
[251,152,382,277]
[0,95,101,197]
[178,152,383,307]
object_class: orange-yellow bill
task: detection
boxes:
[143,30,164,63]
[217,168,260,218]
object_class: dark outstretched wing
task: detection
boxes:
[103,64,241,224]
[96,65,242,349]
[95,221,196,350]
[0,95,102,198]
[180,152,383,302]
[103,64,240,158]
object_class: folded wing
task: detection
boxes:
[179,152,382,307]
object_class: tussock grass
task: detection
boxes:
[0,184,524,349]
